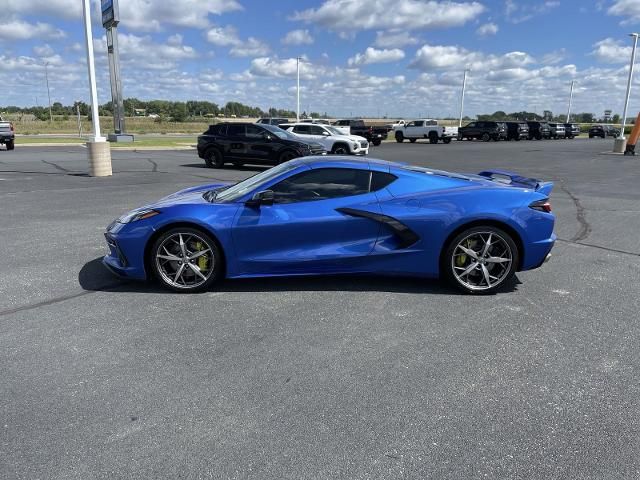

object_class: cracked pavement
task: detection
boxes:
[1,140,639,479]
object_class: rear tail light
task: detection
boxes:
[529,199,552,213]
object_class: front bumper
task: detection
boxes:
[102,224,152,280]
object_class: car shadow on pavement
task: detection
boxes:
[79,257,520,295]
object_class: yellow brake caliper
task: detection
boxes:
[195,241,208,271]
[456,239,470,267]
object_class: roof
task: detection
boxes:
[293,155,402,169]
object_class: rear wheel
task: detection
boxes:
[150,228,223,293]
[481,133,490,142]
[443,226,519,294]
[204,148,224,168]
[6,140,15,151]
[429,132,438,144]
[395,132,404,143]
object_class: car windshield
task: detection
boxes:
[261,123,298,140]
[325,126,343,135]
[213,162,300,202]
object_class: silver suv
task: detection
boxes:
[548,123,566,139]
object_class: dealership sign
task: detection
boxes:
[101,0,120,28]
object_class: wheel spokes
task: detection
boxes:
[156,232,215,289]
[452,231,512,291]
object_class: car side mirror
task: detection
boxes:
[245,190,274,207]
[322,131,330,136]
[264,134,273,141]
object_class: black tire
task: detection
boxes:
[481,133,491,142]
[204,148,224,168]
[442,225,519,295]
[535,133,542,140]
[442,137,452,144]
[409,138,417,143]
[372,139,381,146]
[149,227,223,293]
[278,149,298,163]
[395,132,404,143]
[429,132,438,144]
[457,134,463,141]
[331,143,349,155]
[6,140,15,151]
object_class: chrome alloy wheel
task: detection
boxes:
[155,232,215,289]
[451,231,513,291]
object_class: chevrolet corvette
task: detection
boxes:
[103,157,555,294]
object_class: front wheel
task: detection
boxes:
[331,144,349,155]
[372,139,381,146]
[6,140,15,151]
[395,132,404,143]
[481,133,490,142]
[442,226,519,294]
[278,150,298,163]
[150,228,223,293]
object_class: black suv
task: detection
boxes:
[588,125,620,138]
[564,123,580,139]
[505,121,529,141]
[256,118,291,126]
[457,121,507,141]
[197,123,325,168]
[526,121,551,140]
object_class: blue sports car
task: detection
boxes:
[103,157,555,294]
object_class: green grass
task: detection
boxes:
[17,136,197,148]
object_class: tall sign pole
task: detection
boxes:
[296,57,301,122]
[102,0,131,142]
[620,33,639,139]
[82,0,112,176]
[459,69,469,128]
[566,80,575,123]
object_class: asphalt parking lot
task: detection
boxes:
[2,139,640,479]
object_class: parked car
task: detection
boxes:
[588,125,620,138]
[0,116,15,150]
[256,117,291,126]
[394,119,456,144]
[284,123,369,155]
[197,123,325,168]
[563,123,580,138]
[457,121,507,142]
[526,121,551,140]
[332,119,388,146]
[103,156,555,294]
[548,123,566,139]
[504,122,529,141]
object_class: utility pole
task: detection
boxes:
[566,80,575,123]
[459,69,469,128]
[44,62,53,123]
[76,103,83,138]
[620,33,639,139]
[296,56,301,122]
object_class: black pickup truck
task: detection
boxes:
[332,119,388,146]
[0,117,15,151]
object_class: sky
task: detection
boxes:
[1,0,640,118]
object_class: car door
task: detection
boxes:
[225,124,247,160]
[405,120,423,138]
[242,124,273,163]
[232,167,384,275]
[463,122,477,137]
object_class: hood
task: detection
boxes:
[147,182,229,208]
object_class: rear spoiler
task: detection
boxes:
[477,169,554,196]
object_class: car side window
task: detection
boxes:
[414,121,424,127]
[270,168,371,204]
[227,124,245,137]
[371,172,397,191]
[309,125,326,135]
[246,125,264,138]
[467,123,476,128]
[407,121,416,127]
[293,125,310,134]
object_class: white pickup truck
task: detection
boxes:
[393,119,457,144]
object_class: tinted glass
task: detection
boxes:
[371,172,397,191]
[414,121,424,127]
[227,124,245,136]
[270,168,371,203]
[246,125,264,138]
[293,125,311,134]
[309,125,326,135]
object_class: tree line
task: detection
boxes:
[0,99,305,122]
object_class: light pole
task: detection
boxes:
[620,33,639,140]
[459,69,469,128]
[82,0,111,176]
[44,62,53,123]
[296,56,301,122]
[566,80,575,123]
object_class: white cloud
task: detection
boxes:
[476,22,498,36]
[373,30,420,48]
[504,0,560,23]
[0,19,65,41]
[609,0,640,24]
[292,0,485,32]
[281,29,314,46]
[590,38,632,64]
[410,44,534,72]
[250,57,315,79]
[205,26,270,57]
[348,47,405,66]
[33,44,55,57]
[4,0,242,31]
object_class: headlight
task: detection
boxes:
[118,208,160,223]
